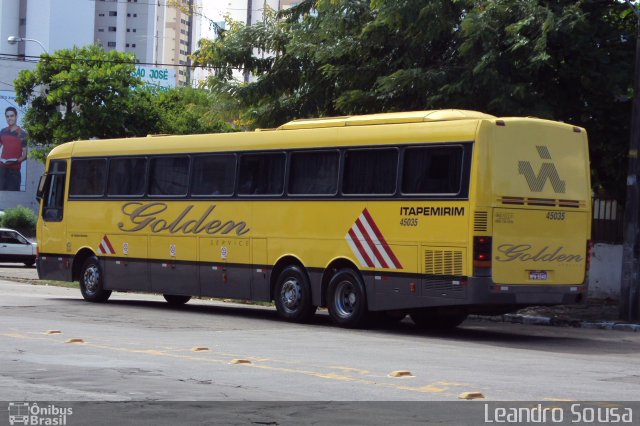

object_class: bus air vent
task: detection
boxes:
[473,211,488,232]
[499,196,584,208]
[424,249,464,276]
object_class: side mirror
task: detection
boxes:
[36,174,46,202]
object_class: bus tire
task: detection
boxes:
[327,268,368,328]
[274,265,316,322]
[79,256,111,303]
[410,308,467,330]
[163,295,191,305]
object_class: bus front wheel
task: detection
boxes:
[79,256,111,303]
[274,265,316,322]
[327,268,368,328]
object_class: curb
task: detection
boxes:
[475,313,640,332]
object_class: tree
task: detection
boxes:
[449,0,634,199]
[152,87,235,135]
[14,45,148,161]
[192,0,635,197]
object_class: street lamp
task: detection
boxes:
[7,36,48,54]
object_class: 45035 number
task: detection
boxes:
[546,211,566,220]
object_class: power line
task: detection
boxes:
[0,52,215,70]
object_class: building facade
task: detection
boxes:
[94,0,201,86]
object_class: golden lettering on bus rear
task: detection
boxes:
[496,244,582,263]
[117,202,250,236]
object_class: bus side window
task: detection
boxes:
[69,159,107,197]
[402,146,463,195]
[149,156,189,196]
[191,154,236,196]
[108,157,147,196]
[343,148,398,195]
[238,153,285,196]
[289,150,339,195]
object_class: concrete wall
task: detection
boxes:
[588,243,622,300]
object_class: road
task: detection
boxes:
[1,264,640,406]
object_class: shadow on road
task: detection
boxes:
[44,295,640,356]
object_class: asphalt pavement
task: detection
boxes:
[0,263,638,332]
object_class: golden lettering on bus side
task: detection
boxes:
[117,202,251,236]
[495,244,582,263]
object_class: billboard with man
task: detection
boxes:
[0,91,27,192]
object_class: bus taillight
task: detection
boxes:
[473,236,492,276]
[586,240,593,271]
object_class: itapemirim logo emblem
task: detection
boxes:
[518,145,566,193]
[7,402,73,425]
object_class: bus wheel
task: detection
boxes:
[410,308,467,330]
[327,268,368,328]
[274,265,316,322]
[79,256,111,303]
[163,295,191,305]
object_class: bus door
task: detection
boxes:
[36,160,70,280]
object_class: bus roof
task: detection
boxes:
[44,110,582,160]
[277,109,496,130]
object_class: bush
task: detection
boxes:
[2,205,37,236]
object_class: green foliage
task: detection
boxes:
[192,0,635,197]
[152,87,236,134]
[1,205,37,236]
[14,45,146,161]
[14,45,236,161]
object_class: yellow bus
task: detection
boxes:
[36,109,592,329]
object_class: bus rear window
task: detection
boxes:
[402,146,463,195]
[69,159,106,196]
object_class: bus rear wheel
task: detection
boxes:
[274,265,316,322]
[327,268,368,328]
[79,256,111,303]
[163,295,191,305]
[410,308,467,330]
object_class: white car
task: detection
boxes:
[0,228,37,267]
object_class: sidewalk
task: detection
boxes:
[478,298,640,331]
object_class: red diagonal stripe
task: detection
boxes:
[355,217,389,268]
[361,209,402,269]
[103,235,115,254]
[348,228,374,267]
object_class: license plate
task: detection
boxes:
[529,271,548,281]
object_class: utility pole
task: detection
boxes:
[244,0,253,82]
[185,0,194,87]
[621,1,640,321]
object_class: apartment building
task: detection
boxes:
[94,0,201,87]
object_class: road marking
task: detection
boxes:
[0,331,472,396]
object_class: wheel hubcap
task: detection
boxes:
[83,265,99,294]
[281,279,301,312]
[335,280,357,318]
